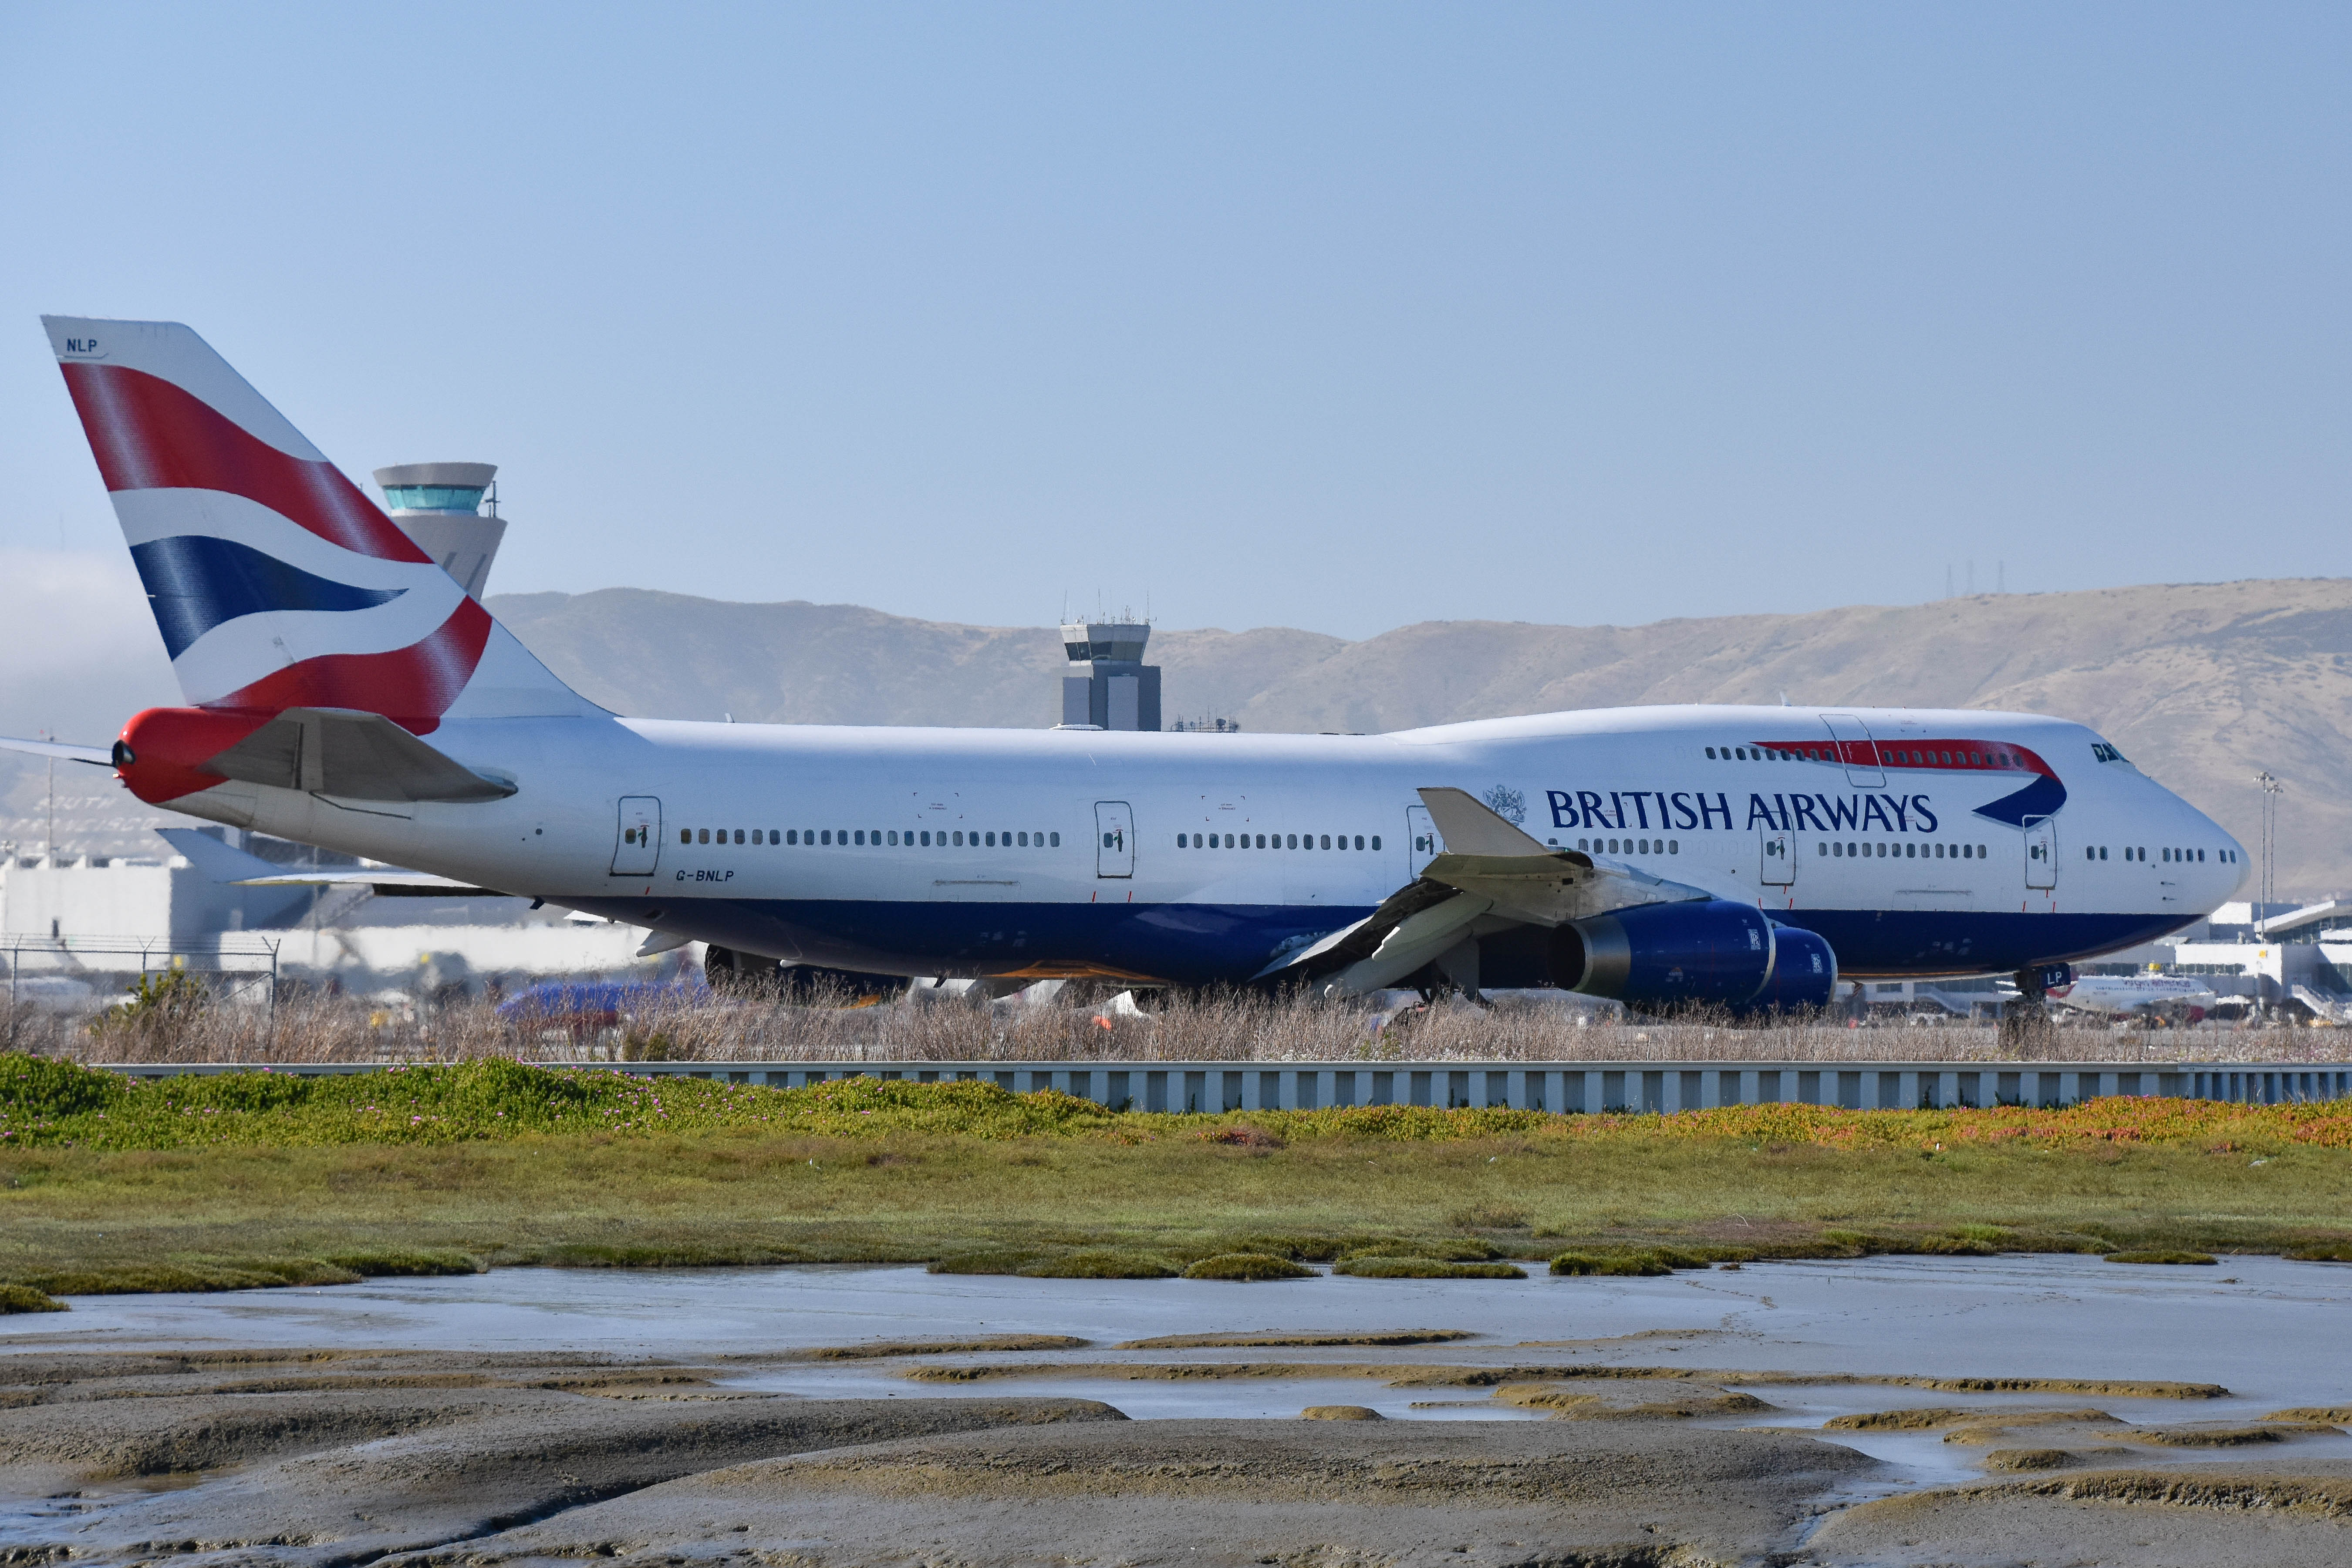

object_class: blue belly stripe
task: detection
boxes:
[558,896,2191,988]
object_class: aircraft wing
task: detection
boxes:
[156,827,509,898]
[1254,786,1714,996]
[0,735,113,766]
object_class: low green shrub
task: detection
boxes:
[1332,1256,1526,1279]
[1549,1251,1672,1277]
[0,1284,66,1313]
[0,1052,128,1118]
[534,1240,819,1268]
[1642,1245,1720,1269]
[321,1248,485,1277]
[1336,1238,1498,1263]
[928,1248,1055,1275]
[1183,1252,1314,1281]
[1016,1249,1179,1279]
[0,1056,1128,1151]
[2104,1249,2218,1265]
[1216,1234,1356,1261]
[1820,1228,1997,1258]
[16,1259,361,1295]
[90,969,210,1036]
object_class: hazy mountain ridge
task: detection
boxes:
[488,578,2352,897]
[5,579,2341,898]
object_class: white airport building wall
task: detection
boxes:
[1,854,308,942]
[2168,939,2352,1009]
[3,851,666,999]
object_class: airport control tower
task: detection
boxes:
[1059,621,1162,731]
[374,462,508,600]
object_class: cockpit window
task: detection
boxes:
[2090,741,2129,764]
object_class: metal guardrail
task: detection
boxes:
[90,1058,2352,1109]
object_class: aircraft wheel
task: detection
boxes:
[777,965,905,1007]
[704,944,783,997]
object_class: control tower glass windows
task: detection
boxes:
[381,485,486,513]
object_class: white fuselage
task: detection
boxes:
[164,702,2247,986]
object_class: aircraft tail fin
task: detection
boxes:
[40,316,597,732]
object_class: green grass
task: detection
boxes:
[6,1054,2352,1295]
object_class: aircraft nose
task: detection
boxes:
[2223,826,2253,896]
[2188,801,2253,897]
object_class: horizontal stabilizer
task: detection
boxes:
[0,735,112,766]
[199,707,515,803]
[155,826,504,897]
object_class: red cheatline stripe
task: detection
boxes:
[1749,740,2052,776]
[59,361,432,566]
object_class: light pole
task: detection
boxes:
[2254,771,2282,911]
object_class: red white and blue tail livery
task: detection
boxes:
[46,316,591,742]
[12,317,2252,1007]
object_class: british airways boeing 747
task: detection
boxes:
[7,317,2250,1012]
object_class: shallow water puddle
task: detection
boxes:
[7,1253,2350,1475]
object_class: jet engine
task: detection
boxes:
[1544,900,1837,1012]
[1746,922,1838,1012]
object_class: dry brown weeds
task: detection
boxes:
[8,984,2345,1067]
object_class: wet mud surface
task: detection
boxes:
[5,1254,2352,1565]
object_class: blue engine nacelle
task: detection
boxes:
[1546,900,1839,1012]
[1547,899,1773,1007]
[1745,922,1838,1013]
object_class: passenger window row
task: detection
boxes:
[1708,744,2018,768]
[1179,832,1380,851]
[679,827,1061,848]
[1577,837,1678,855]
[2092,846,2230,864]
[1820,841,1985,859]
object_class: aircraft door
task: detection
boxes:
[611,796,661,876]
[1820,714,1886,788]
[1094,801,1134,878]
[2023,816,2058,890]
[1407,805,1440,877]
[1760,826,1795,886]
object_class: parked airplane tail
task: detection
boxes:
[40,316,597,736]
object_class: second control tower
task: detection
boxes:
[1058,621,1162,731]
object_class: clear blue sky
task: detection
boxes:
[2,2,2346,641]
